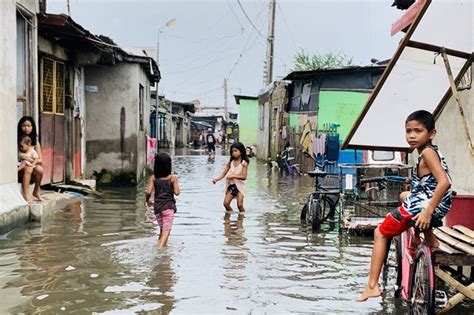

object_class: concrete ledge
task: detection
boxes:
[0,189,80,234]
[28,191,79,223]
[0,205,30,235]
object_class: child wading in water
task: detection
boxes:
[357,110,452,302]
[213,142,249,213]
[146,153,180,247]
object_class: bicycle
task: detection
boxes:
[392,219,446,315]
[277,146,301,176]
[300,160,339,231]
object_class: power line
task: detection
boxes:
[277,2,299,48]
[227,14,268,80]
[227,0,246,33]
[237,0,266,39]
[227,1,268,79]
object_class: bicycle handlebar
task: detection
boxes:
[315,160,336,169]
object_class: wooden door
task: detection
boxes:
[40,57,66,184]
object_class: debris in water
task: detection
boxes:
[65,265,76,271]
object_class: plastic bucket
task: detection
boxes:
[445,195,474,229]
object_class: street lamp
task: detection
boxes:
[155,18,176,149]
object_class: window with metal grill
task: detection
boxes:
[41,57,65,114]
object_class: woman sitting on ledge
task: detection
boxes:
[17,116,44,203]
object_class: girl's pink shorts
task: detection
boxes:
[156,209,175,231]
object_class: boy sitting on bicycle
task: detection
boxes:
[357,110,452,302]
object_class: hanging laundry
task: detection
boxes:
[146,135,157,166]
[300,121,314,159]
[326,134,340,161]
[314,133,326,157]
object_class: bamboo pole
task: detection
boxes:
[441,50,474,157]
[435,267,474,315]
[453,225,474,239]
[438,226,474,245]
[433,229,474,255]
[435,267,474,299]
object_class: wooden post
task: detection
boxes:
[441,50,474,157]
[435,266,474,300]
[437,282,474,314]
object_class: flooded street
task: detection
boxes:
[0,152,408,314]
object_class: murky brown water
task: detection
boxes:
[0,152,471,314]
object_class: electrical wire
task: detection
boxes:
[277,2,299,48]
[237,0,266,39]
[227,0,246,33]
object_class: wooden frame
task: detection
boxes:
[432,225,474,314]
[40,57,65,116]
[342,0,473,151]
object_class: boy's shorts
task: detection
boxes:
[379,206,413,238]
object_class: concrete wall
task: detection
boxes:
[38,36,68,60]
[257,101,271,160]
[0,1,28,215]
[435,72,474,194]
[238,99,259,147]
[85,62,150,181]
[270,82,288,158]
[17,0,39,123]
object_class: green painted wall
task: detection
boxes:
[238,99,259,146]
[317,91,368,142]
[289,112,299,131]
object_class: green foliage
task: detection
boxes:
[293,50,354,71]
[97,35,117,46]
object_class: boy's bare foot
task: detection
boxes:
[356,286,381,302]
[33,192,44,202]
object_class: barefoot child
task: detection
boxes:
[357,110,452,302]
[17,116,44,202]
[146,153,180,247]
[18,136,39,170]
[212,142,249,213]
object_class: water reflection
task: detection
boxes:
[222,213,247,283]
[1,154,472,314]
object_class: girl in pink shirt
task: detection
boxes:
[212,142,249,213]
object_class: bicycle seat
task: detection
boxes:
[307,169,328,178]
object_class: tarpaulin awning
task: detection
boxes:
[343,0,473,151]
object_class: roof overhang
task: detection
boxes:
[343,0,473,151]
[283,66,386,81]
[234,94,258,105]
[39,13,160,83]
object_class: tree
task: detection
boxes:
[97,35,117,46]
[293,50,354,71]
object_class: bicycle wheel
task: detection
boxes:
[310,200,322,231]
[394,235,403,298]
[301,194,314,224]
[300,202,309,224]
[321,195,338,222]
[408,246,435,315]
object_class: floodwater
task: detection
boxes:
[0,151,470,314]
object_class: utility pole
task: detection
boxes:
[223,78,228,120]
[263,0,276,86]
[67,0,71,16]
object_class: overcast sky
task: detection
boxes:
[47,0,404,111]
